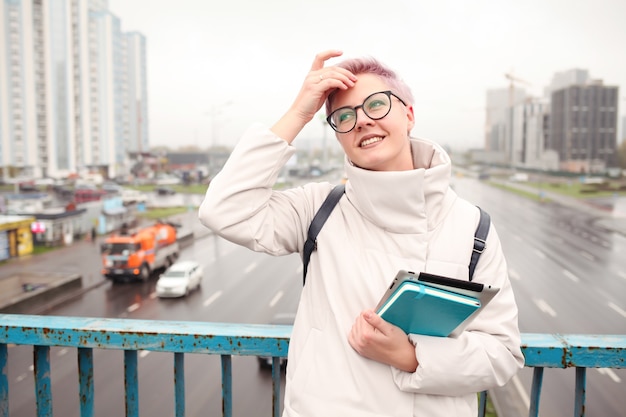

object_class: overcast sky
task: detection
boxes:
[108,0,626,152]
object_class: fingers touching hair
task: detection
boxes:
[325,57,414,116]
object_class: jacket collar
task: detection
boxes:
[343,137,456,234]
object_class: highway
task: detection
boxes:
[4,177,626,416]
[454,176,626,417]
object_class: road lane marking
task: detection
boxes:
[127,303,140,313]
[563,269,580,283]
[608,302,626,318]
[534,298,557,317]
[269,290,284,308]
[509,269,521,281]
[203,290,223,307]
[244,262,257,274]
[580,251,595,261]
[598,368,622,383]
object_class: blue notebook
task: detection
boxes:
[376,280,481,337]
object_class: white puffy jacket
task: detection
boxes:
[198,125,524,417]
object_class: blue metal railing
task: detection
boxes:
[1,314,625,417]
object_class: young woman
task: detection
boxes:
[199,50,524,417]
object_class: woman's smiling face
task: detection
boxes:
[330,73,415,172]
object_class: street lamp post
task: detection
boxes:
[207,101,234,177]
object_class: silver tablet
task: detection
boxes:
[375,270,500,338]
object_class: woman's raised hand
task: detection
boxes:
[295,50,357,122]
[271,50,357,143]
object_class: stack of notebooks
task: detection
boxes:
[374,270,499,338]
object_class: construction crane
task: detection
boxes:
[505,72,531,107]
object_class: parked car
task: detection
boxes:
[18,182,38,192]
[155,260,203,298]
[155,186,176,195]
[75,182,99,191]
[102,181,123,193]
[257,313,296,370]
[33,177,55,187]
[154,174,182,185]
[74,188,107,203]
[509,172,529,182]
[121,189,147,204]
[53,185,74,199]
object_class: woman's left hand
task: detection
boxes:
[348,310,419,372]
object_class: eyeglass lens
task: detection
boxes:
[329,92,393,133]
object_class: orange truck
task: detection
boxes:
[101,221,180,282]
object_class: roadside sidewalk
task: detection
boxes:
[497,179,626,237]
[0,209,211,313]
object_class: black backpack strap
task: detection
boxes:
[469,206,490,281]
[303,184,345,285]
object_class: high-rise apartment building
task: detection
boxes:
[485,87,526,156]
[510,98,557,170]
[122,32,149,154]
[485,89,508,152]
[544,69,590,99]
[0,0,38,178]
[0,0,147,180]
[550,80,619,172]
[484,68,619,173]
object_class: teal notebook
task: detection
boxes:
[376,281,481,337]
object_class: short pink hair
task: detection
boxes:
[325,56,414,117]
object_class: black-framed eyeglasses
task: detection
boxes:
[326,90,407,134]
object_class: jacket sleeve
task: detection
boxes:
[391,224,525,395]
[198,124,314,256]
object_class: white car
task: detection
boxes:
[121,188,148,204]
[156,260,203,298]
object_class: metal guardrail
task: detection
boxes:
[1,314,625,417]
[521,333,626,416]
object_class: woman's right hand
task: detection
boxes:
[271,50,357,143]
[348,310,419,373]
